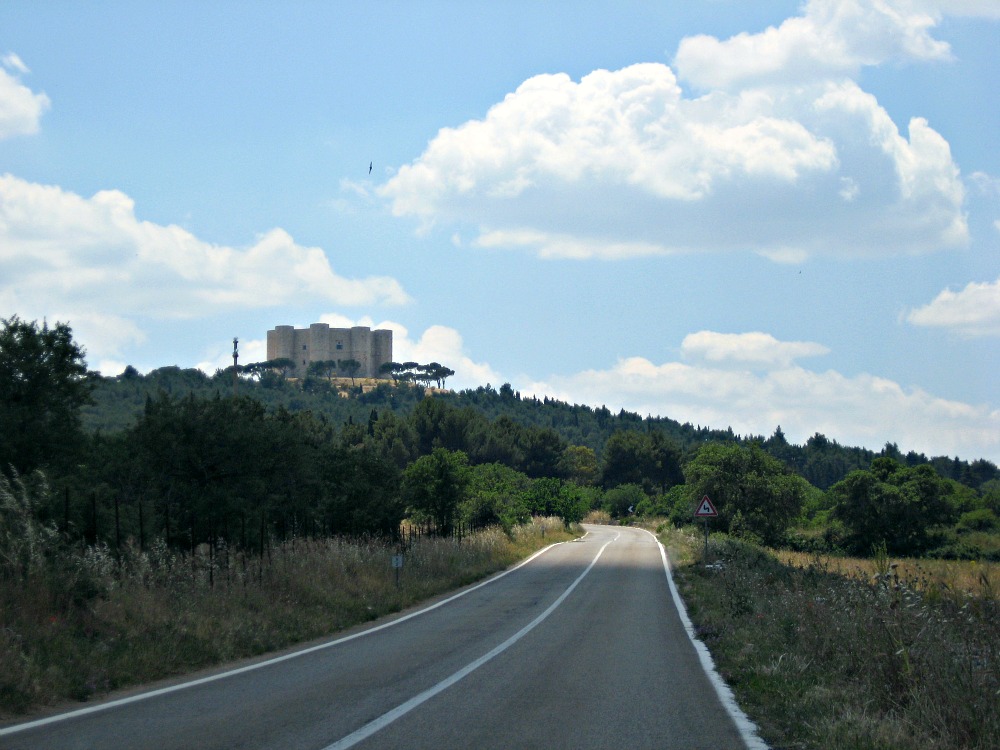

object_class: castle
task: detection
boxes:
[266,324,392,379]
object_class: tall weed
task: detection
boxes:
[0,511,574,717]
[672,533,999,750]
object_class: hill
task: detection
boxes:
[83,365,998,492]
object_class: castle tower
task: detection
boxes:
[266,325,295,363]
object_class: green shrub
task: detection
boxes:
[958,508,999,533]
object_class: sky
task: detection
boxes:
[1,0,998,462]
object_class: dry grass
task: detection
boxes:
[771,548,998,601]
[665,529,999,750]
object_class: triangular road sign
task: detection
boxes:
[694,495,718,517]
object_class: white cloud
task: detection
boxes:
[61,311,147,358]
[681,331,830,369]
[381,66,966,261]
[391,323,502,389]
[0,174,411,368]
[0,54,49,139]
[196,337,268,376]
[674,0,952,91]
[473,229,669,261]
[521,344,1000,462]
[935,1,1000,19]
[2,53,29,75]
[906,277,1000,337]
[0,171,410,326]
[95,360,128,378]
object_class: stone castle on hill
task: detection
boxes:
[266,324,392,379]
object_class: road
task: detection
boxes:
[0,525,762,750]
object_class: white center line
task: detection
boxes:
[323,531,619,750]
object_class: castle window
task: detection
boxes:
[336,342,343,350]
[302,345,307,350]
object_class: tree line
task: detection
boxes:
[3,316,998,564]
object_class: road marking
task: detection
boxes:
[322,531,619,750]
[643,528,768,750]
[0,534,585,738]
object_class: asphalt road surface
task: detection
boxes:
[0,525,763,749]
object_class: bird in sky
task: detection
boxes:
[369,161,373,174]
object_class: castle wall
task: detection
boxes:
[265,323,393,379]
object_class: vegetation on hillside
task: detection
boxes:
[2,315,996,564]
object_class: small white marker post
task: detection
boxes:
[694,495,718,560]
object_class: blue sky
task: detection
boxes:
[1,1,998,462]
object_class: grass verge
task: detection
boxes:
[0,517,576,719]
[656,523,999,750]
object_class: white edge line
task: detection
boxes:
[322,531,619,750]
[642,528,769,750]
[0,534,584,738]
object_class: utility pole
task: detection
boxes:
[232,337,239,397]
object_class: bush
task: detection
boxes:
[957,508,999,533]
[602,483,646,519]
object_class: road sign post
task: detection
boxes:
[392,554,404,587]
[694,495,718,560]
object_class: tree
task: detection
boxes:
[321,443,403,537]
[831,458,957,555]
[519,427,566,478]
[462,462,532,530]
[603,483,646,519]
[423,362,455,389]
[648,430,684,493]
[243,358,295,387]
[402,448,469,536]
[600,430,681,493]
[338,358,362,386]
[0,316,94,475]
[683,442,807,545]
[379,361,403,384]
[307,359,338,380]
[560,445,598,486]
[124,393,329,549]
[601,430,652,489]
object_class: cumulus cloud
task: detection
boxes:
[681,331,830,369]
[906,277,1000,337]
[381,61,966,261]
[0,174,411,320]
[674,0,951,91]
[522,344,1000,462]
[0,53,49,139]
[390,323,502,389]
